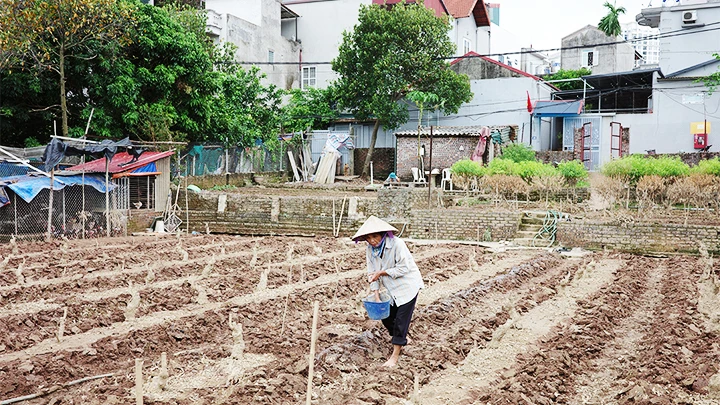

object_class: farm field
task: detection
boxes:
[1,234,719,404]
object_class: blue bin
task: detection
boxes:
[362,295,391,320]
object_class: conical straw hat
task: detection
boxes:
[352,215,398,241]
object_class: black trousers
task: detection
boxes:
[381,294,418,346]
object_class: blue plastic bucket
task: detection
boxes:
[362,295,391,320]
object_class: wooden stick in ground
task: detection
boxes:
[332,199,336,236]
[135,358,143,405]
[305,300,320,405]
[56,308,68,343]
[0,373,113,405]
[334,196,347,237]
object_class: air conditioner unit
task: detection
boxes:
[682,10,698,23]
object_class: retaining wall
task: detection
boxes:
[181,188,720,254]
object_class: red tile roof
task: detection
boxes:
[444,0,490,26]
[65,150,175,174]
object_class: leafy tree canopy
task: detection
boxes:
[0,0,136,136]
[332,1,471,128]
[544,68,592,90]
[281,87,338,135]
[332,0,472,176]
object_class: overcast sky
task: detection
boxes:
[495,0,651,52]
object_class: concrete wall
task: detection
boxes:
[450,17,489,56]
[283,0,366,89]
[654,1,720,75]
[207,0,301,90]
[433,76,553,148]
[642,79,720,154]
[561,26,634,75]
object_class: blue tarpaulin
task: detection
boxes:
[3,174,115,203]
[131,162,156,173]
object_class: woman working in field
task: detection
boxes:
[352,215,424,367]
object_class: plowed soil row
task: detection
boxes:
[1,235,719,405]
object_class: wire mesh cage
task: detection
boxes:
[0,175,128,242]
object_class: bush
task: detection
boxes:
[557,160,588,187]
[516,160,552,183]
[692,157,720,176]
[487,158,520,176]
[450,159,485,191]
[601,155,689,183]
[450,159,485,177]
[500,143,535,163]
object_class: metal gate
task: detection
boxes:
[610,121,623,159]
[582,122,593,170]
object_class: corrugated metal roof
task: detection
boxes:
[65,150,175,174]
[394,126,496,137]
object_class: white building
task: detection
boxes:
[621,21,660,66]
[204,0,301,90]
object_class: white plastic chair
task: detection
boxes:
[440,168,453,191]
[411,167,426,183]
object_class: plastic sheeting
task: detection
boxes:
[4,174,115,203]
[42,137,134,171]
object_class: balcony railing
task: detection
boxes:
[206,9,223,36]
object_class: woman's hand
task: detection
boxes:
[374,290,381,302]
[367,270,386,283]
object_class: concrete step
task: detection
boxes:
[513,237,554,247]
[520,217,545,225]
[519,224,543,232]
[516,230,539,238]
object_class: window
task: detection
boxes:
[581,49,598,68]
[268,50,274,63]
[463,38,471,54]
[302,66,316,88]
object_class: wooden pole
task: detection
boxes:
[56,308,67,343]
[305,300,320,405]
[135,358,143,405]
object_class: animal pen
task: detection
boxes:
[0,165,127,241]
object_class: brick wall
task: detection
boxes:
[354,148,395,179]
[396,136,478,181]
[408,209,520,241]
[556,220,720,254]
[186,172,279,190]
[536,151,574,164]
[178,189,720,254]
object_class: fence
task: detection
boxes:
[0,163,128,241]
[176,144,287,178]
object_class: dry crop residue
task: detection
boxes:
[0,235,719,404]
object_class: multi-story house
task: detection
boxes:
[205,0,302,90]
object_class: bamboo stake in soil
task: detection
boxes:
[135,358,144,405]
[305,301,320,405]
[56,308,68,343]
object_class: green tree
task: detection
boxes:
[598,1,626,37]
[332,1,473,178]
[212,61,283,148]
[281,87,338,134]
[0,0,136,137]
[700,53,720,95]
[85,2,218,142]
[544,68,592,90]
